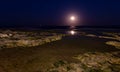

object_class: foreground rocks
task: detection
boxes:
[48,52,120,72]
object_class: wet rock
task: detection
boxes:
[47,52,120,72]
[85,34,97,37]
[106,41,120,49]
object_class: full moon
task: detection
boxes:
[70,16,75,21]
[66,14,79,26]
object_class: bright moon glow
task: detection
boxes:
[70,16,75,21]
[70,30,76,35]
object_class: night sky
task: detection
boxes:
[0,0,120,27]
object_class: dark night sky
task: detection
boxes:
[0,0,120,27]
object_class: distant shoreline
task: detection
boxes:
[0,25,120,30]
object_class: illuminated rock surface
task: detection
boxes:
[48,52,120,72]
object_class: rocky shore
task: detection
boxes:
[48,51,120,72]
[0,30,65,49]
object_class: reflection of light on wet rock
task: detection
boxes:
[84,32,120,42]
[73,52,120,72]
[106,41,120,49]
[101,32,120,41]
[0,31,65,48]
[69,30,76,35]
[86,34,97,37]
[71,31,75,35]
[48,52,120,72]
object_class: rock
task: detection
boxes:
[106,41,120,49]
